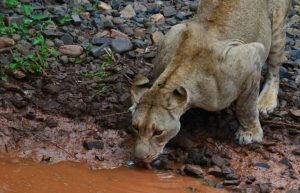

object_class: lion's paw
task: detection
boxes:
[235,127,263,145]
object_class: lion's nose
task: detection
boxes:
[134,142,150,160]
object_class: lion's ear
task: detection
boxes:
[130,75,150,111]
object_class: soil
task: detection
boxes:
[0,0,300,192]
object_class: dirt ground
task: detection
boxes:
[0,0,300,192]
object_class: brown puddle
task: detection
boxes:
[0,155,226,193]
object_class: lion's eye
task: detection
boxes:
[153,130,163,136]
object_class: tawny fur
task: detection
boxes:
[130,0,291,163]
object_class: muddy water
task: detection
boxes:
[0,156,225,193]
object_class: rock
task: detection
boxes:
[280,157,292,167]
[12,70,26,79]
[0,37,15,49]
[91,44,109,58]
[60,55,68,64]
[111,38,133,53]
[6,15,24,25]
[42,84,60,95]
[91,37,112,45]
[292,148,300,156]
[45,39,55,47]
[163,6,177,17]
[61,33,74,45]
[83,140,104,150]
[254,162,270,169]
[12,34,21,41]
[223,179,240,186]
[152,157,174,170]
[42,29,64,38]
[45,117,58,128]
[183,164,204,177]
[133,2,147,12]
[59,45,83,56]
[120,4,136,19]
[110,29,129,39]
[151,31,163,45]
[246,176,256,184]
[259,183,271,193]
[132,39,148,48]
[290,109,300,117]
[112,17,125,25]
[225,173,240,180]
[165,18,177,25]
[54,38,64,47]
[143,51,157,59]
[295,75,300,84]
[98,1,112,10]
[17,40,32,55]
[176,12,192,20]
[71,14,81,24]
[290,49,300,59]
[208,166,223,177]
[211,155,226,167]
[150,13,164,22]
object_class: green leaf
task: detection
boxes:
[22,4,34,16]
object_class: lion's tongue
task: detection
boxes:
[145,163,152,170]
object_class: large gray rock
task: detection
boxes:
[111,38,133,53]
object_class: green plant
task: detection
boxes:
[4,0,20,8]
[82,49,113,78]
[58,15,72,25]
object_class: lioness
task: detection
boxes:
[130,0,291,164]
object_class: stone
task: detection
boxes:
[112,17,125,25]
[0,37,15,49]
[143,51,157,59]
[295,75,300,84]
[91,37,112,45]
[223,180,241,186]
[111,38,133,53]
[46,39,55,47]
[151,30,163,45]
[98,1,112,10]
[292,148,300,156]
[176,12,192,20]
[120,4,136,19]
[12,34,21,41]
[133,2,147,12]
[61,33,74,45]
[83,140,104,150]
[71,14,82,24]
[42,29,64,38]
[91,44,109,58]
[54,38,64,47]
[290,109,300,117]
[254,162,270,169]
[259,183,271,193]
[165,18,177,25]
[11,70,26,79]
[110,29,129,39]
[150,13,164,22]
[183,164,204,177]
[225,173,240,180]
[211,155,226,167]
[163,6,177,17]
[290,49,300,59]
[59,45,83,57]
[208,166,223,177]
[6,15,24,25]
[60,55,68,64]
[42,84,60,95]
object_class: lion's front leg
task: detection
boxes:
[235,71,263,145]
